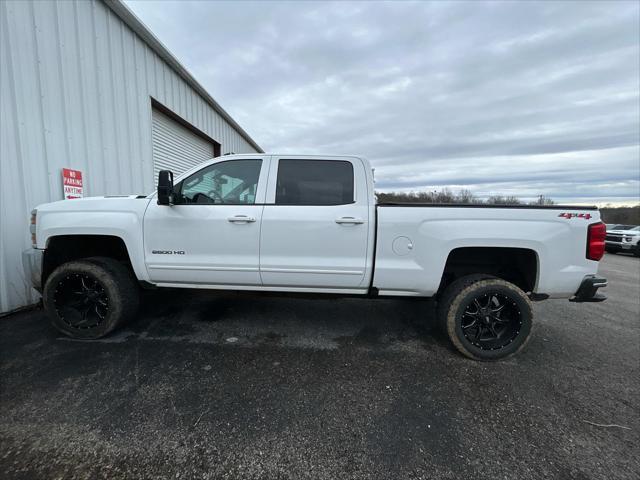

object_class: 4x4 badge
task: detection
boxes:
[558,213,592,220]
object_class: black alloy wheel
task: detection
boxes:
[460,292,522,351]
[53,273,110,330]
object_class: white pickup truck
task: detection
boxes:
[23,154,607,360]
[605,225,640,256]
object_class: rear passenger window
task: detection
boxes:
[275,160,354,205]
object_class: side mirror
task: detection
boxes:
[157,170,174,205]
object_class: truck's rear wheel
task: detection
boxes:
[43,257,139,339]
[438,276,532,361]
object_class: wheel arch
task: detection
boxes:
[42,234,141,287]
[439,246,539,294]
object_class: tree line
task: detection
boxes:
[375,189,555,206]
[599,205,640,225]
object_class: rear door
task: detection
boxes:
[259,157,370,289]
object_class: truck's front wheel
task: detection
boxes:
[438,276,533,361]
[43,257,139,339]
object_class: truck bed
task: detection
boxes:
[372,203,601,297]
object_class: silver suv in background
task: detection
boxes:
[605,225,640,256]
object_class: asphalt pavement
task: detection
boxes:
[1,253,638,479]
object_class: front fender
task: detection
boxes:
[36,200,151,283]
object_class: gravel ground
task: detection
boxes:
[1,253,638,480]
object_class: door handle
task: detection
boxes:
[227,215,256,223]
[335,216,364,225]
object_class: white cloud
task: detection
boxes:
[125,0,640,204]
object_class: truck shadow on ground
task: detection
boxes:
[119,288,449,353]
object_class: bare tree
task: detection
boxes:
[487,195,521,205]
[531,195,555,205]
[456,189,477,204]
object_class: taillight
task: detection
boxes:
[587,222,606,261]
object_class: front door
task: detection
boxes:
[144,157,268,286]
[259,158,371,289]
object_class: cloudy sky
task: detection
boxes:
[125,0,639,205]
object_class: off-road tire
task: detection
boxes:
[436,274,495,332]
[437,275,533,361]
[43,257,139,339]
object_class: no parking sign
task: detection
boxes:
[62,168,83,199]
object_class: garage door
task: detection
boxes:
[152,108,214,182]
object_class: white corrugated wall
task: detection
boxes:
[0,0,261,313]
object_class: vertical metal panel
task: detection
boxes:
[0,0,260,312]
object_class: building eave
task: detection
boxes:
[103,0,264,153]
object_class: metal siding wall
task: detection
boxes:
[0,0,259,313]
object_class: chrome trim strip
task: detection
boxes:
[147,265,259,272]
[260,268,364,275]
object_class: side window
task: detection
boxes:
[176,159,262,204]
[275,160,354,205]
